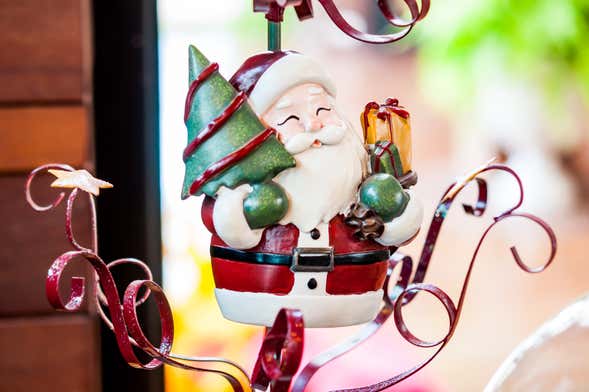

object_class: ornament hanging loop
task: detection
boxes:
[254,0,313,21]
[255,0,313,51]
[266,4,283,52]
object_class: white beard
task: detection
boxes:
[274,122,367,232]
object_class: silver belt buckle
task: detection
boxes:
[291,247,334,272]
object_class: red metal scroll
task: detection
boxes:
[291,163,556,392]
[253,0,430,44]
[252,309,305,392]
[26,163,303,392]
[27,161,556,392]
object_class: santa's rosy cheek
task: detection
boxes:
[275,124,304,142]
[320,111,342,126]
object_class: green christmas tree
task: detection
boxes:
[181,45,295,199]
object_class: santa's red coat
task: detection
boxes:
[202,197,392,295]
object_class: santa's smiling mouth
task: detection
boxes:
[282,125,346,154]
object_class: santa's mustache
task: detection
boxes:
[283,124,347,155]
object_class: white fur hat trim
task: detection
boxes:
[248,53,337,114]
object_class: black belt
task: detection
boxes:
[210,246,389,272]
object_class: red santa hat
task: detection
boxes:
[229,51,337,115]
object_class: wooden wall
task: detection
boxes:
[0,1,100,391]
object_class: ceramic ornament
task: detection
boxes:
[190,47,424,328]
[24,1,561,392]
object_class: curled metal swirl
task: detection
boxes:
[377,0,430,28]
[25,163,75,212]
[27,165,98,253]
[318,0,430,44]
[46,250,173,369]
[28,162,556,392]
[94,257,155,339]
[64,188,98,252]
[27,164,305,392]
[345,211,556,392]
[254,0,430,44]
[293,163,557,392]
[252,309,305,392]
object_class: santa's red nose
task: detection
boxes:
[305,118,322,132]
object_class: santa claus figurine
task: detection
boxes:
[183,46,423,327]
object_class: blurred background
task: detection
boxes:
[157,1,589,391]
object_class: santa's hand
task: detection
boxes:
[375,189,423,247]
[243,182,289,229]
[213,185,264,249]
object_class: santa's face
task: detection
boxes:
[262,83,368,232]
[262,83,347,154]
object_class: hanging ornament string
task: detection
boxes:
[254,0,430,49]
[26,164,303,392]
[291,162,556,392]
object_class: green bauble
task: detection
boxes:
[359,173,409,222]
[243,182,289,229]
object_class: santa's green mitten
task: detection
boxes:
[243,182,289,229]
[359,173,409,222]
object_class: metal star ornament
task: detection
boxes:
[48,169,113,196]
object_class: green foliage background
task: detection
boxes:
[417,0,589,110]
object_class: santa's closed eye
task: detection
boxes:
[278,115,300,126]
[316,107,331,115]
